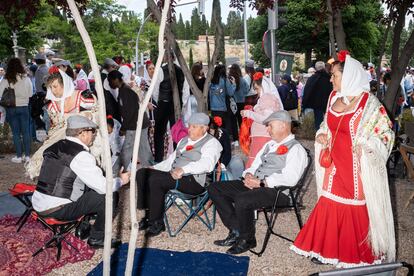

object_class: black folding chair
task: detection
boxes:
[309,261,413,276]
[31,211,84,261]
[250,148,313,257]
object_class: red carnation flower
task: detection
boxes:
[213,116,222,127]
[276,145,288,155]
[253,72,263,81]
[244,105,253,111]
[106,115,113,119]
[185,145,194,151]
[48,65,60,74]
[337,50,350,63]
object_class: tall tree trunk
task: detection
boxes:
[305,48,312,70]
[376,16,393,93]
[332,8,347,50]
[326,0,336,59]
[65,1,114,275]
[166,42,181,121]
[384,27,414,119]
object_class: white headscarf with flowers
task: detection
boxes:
[331,54,370,106]
[46,69,75,117]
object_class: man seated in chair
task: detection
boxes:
[31,115,130,248]
[208,110,308,255]
[136,112,222,237]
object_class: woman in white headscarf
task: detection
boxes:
[26,66,100,179]
[291,51,395,267]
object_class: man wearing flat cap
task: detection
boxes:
[32,115,130,248]
[208,110,308,254]
[136,112,223,237]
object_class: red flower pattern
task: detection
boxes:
[374,127,380,134]
[276,145,288,155]
[337,50,350,62]
[379,106,386,115]
[186,145,194,151]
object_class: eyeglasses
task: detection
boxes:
[83,128,96,134]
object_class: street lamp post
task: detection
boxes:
[243,0,248,63]
[135,13,153,70]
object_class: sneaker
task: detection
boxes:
[24,156,30,162]
[232,141,239,147]
[11,156,22,163]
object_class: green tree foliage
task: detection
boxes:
[1,0,159,65]
[190,8,203,40]
[174,14,186,39]
[226,11,244,39]
[184,20,191,40]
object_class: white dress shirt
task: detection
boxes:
[153,132,223,175]
[243,134,308,188]
[32,137,122,212]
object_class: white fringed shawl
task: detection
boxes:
[315,92,395,262]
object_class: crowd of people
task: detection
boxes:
[0,49,410,268]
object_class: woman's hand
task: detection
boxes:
[316,133,328,146]
[240,110,248,117]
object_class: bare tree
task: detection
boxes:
[147,0,225,113]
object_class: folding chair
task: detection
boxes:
[8,183,36,232]
[309,261,413,276]
[250,148,313,257]
[31,211,84,261]
[163,170,218,237]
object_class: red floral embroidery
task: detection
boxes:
[186,145,194,151]
[379,106,386,115]
[374,127,380,134]
[276,145,288,155]
[383,136,389,143]
[337,50,350,62]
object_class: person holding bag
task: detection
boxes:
[0,58,33,163]
[291,51,396,267]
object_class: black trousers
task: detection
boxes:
[46,189,119,240]
[136,168,205,222]
[154,100,175,162]
[207,180,290,239]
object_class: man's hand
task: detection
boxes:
[244,173,254,180]
[170,168,184,180]
[243,176,260,189]
[119,167,131,185]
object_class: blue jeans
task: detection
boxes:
[6,106,31,157]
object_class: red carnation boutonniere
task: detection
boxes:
[186,145,194,151]
[276,145,288,155]
[337,50,350,63]
[213,116,223,127]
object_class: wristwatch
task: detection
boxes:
[260,180,266,187]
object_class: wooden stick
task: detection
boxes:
[65,1,114,275]
[124,0,170,274]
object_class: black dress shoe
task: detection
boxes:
[311,257,323,265]
[87,238,122,249]
[226,238,257,255]
[145,221,165,238]
[139,217,149,231]
[213,230,239,247]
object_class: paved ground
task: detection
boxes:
[0,139,413,275]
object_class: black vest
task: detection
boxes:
[158,64,184,104]
[36,139,85,199]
